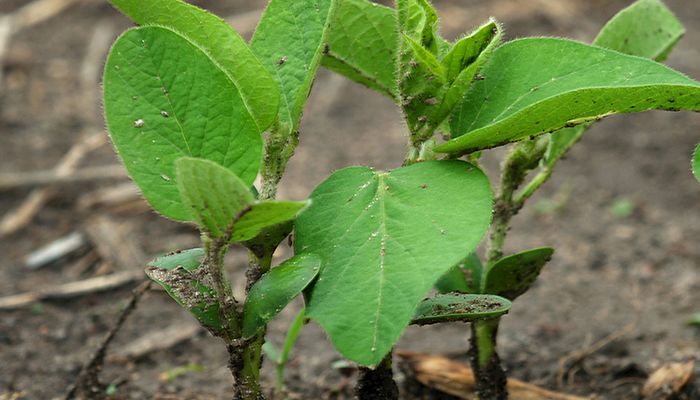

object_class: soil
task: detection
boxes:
[1,0,699,399]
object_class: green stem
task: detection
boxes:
[515,167,552,205]
[469,319,507,400]
[470,138,548,399]
[227,121,301,400]
[355,351,399,400]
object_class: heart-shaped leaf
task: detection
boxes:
[295,160,493,366]
[145,248,224,335]
[411,293,511,325]
[243,254,321,338]
[437,38,700,154]
[484,247,554,300]
[175,157,254,239]
[322,0,398,99]
[108,0,279,132]
[103,26,262,220]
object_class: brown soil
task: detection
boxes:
[1,0,698,399]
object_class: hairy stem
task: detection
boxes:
[470,138,548,399]
[226,122,301,400]
[356,352,399,400]
[469,319,507,400]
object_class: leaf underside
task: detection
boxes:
[484,247,554,301]
[103,26,262,220]
[544,0,686,167]
[411,293,511,325]
[438,38,700,154]
[145,248,224,334]
[296,160,493,366]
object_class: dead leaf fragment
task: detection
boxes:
[642,360,694,400]
[397,351,590,400]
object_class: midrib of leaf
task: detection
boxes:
[481,57,604,129]
[372,173,388,352]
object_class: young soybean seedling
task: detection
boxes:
[312,0,700,398]
[101,0,700,399]
[103,0,337,398]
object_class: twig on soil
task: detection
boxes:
[24,231,87,270]
[641,360,694,399]
[0,164,126,190]
[77,182,140,210]
[80,19,116,123]
[0,0,87,91]
[557,323,635,388]
[108,322,201,363]
[397,351,589,400]
[84,215,147,272]
[11,0,88,33]
[0,15,12,90]
[0,269,144,310]
[64,280,151,400]
[0,132,106,237]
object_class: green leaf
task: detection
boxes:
[107,0,279,132]
[322,0,398,99]
[438,38,700,154]
[397,0,445,135]
[242,221,294,258]
[441,19,501,83]
[231,201,309,243]
[426,20,502,133]
[242,254,321,338]
[145,248,224,335]
[595,0,684,62]
[544,0,685,168]
[693,144,700,183]
[411,293,511,325]
[295,160,493,366]
[397,0,439,53]
[175,157,254,238]
[403,33,445,80]
[103,26,262,221]
[262,342,281,363]
[484,247,554,301]
[251,0,336,130]
[435,253,482,294]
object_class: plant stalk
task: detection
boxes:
[468,319,507,400]
[225,122,301,400]
[355,352,399,400]
[469,138,548,399]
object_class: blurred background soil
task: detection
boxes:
[0,0,698,399]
